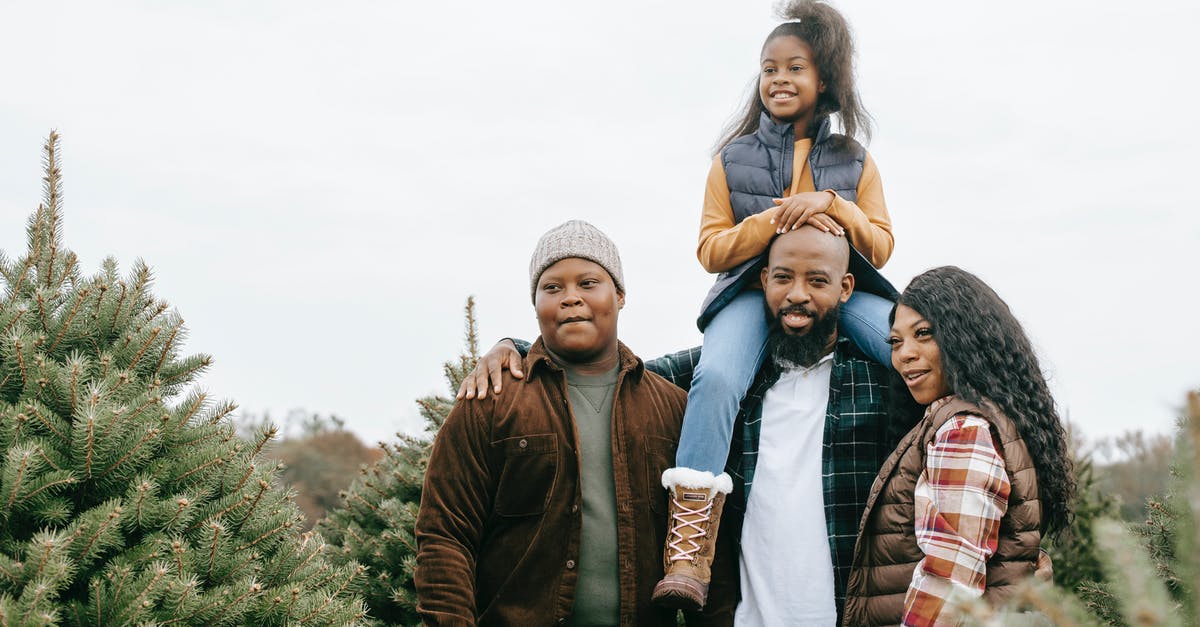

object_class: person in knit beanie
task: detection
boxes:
[528,219,626,303]
[415,220,737,626]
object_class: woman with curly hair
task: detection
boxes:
[842,266,1075,626]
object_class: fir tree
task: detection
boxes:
[321,298,479,626]
[1046,443,1119,592]
[0,133,366,625]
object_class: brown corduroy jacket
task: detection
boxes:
[414,338,735,627]
[842,397,1042,626]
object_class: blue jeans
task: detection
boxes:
[675,289,893,474]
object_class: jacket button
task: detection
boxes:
[566,560,576,570]
[518,439,528,448]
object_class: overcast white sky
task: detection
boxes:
[2,0,1197,445]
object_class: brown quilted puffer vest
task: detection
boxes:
[841,397,1042,627]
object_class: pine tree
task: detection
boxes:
[321,298,479,626]
[0,133,366,625]
[1046,444,1119,592]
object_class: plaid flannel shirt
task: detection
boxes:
[645,337,893,613]
[901,399,1011,627]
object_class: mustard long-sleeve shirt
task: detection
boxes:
[697,137,893,273]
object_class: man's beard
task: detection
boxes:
[766,301,841,370]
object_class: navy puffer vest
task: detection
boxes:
[697,113,897,331]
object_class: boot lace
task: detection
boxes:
[666,498,712,562]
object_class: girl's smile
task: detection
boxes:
[759,35,824,129]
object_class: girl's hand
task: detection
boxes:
[770,191,836,234]
[806,213,845,236]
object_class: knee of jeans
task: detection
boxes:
[692,360,757,400]
[841,308,889,343]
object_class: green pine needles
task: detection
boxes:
[0,133,366,625]
[321,297,480,626]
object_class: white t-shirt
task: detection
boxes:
[735,355,837,627]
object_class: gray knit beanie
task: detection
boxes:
[529,220,625,302]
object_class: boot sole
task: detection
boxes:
[652,579,707,611]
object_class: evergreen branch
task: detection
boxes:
[277,534,323,585]
[0,308,24,337]
[157,356,212,390]
[25,404,65,441]
[201,494,251,530]
[36,447,62,471]
[47,287,90,353]
[364,479,389,501]
[125,326,161,373]
[171,455,223,486]
[167,579,199,622]
[18,474,76,504]
[205,522,223,581]
[108,566,131,621]
[0,560,17,583]
[161,499,197,541]
[109,282,127,336]
[242,480,271,526]
[231,463,256,494]
[249,426,277,458]
[206,399,237,425]
[236,518,294,553]
[153,323,180,376]
[40,132,62,289]
[171,426,226,454]
[83,415,95,479]
[90,281,106,324]
[35,292,49,335]
[91,577,102,625]
[73,506,122,565]
[98,427,159,478]
[111,564,167,626]
[172,540,185,578]
[209,581,262,625]
[24,581,52,619]
[132,481,151,523]
[299,565,365,623]
[13,338,29,389]
[173,393,207,430]
[119,395,162,430]
[33,537,56,579]
[5,239,34,307]
[68,360,80,415]
[5,451,30,511]
[348,492,378,513]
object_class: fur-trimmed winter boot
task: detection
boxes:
[650,468,733,610]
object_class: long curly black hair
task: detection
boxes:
[892,266,1075,536]
[716,0,872,154]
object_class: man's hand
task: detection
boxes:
[770,191,837,234]
[456,339,523,400]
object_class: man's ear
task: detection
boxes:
[840,273,855,304]
[617,292,626,310]
[760,266,770,289]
